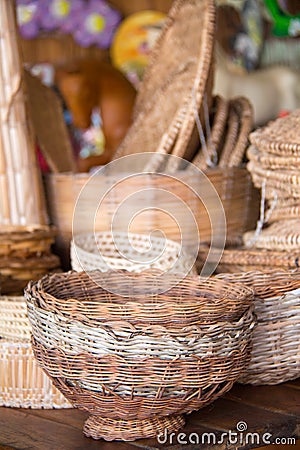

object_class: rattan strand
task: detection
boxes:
[228,97,253,167]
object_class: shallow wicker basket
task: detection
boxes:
[71,231,196,274]
[25,270,255,441]
[0,296,71,409]
[217,269,300,385]
[0,226,61,294]
[210,247,300,273]
[46,167,259,266]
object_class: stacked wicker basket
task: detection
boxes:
[209,110,300,385]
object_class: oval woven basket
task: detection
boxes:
[71,231,196,274]
[217,269,300,385]
[25,270,255,441]
[0,296,71,409]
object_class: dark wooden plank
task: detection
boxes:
[0,408,137,450]
[285,379,300,390]
[226,384,300,417]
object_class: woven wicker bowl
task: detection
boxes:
[71,231,196,274]
[0,296,71,409]
[25,270,255,441]
[217,269,300,385]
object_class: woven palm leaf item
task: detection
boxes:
[217,269,300,385]
[25,270,255,441]
[0,296,71,409]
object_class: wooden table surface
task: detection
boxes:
[0,379,299,450]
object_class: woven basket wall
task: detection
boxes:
[217,269,300,385]
[0,296,71,409]
[46,168,259,267]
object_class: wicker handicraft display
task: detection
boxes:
[217,269,300,385]
[113,0,215,161]
[0,226,60,295]
[0,296,71,409]
[25,270,255,441]
[71,231,196,274]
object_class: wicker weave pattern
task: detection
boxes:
[25,270,255,441]
[0,296,70,409]
[217,270,300,385]
[71,231,196,274]
[243,219,300,251]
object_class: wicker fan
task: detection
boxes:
[112,0,215,162]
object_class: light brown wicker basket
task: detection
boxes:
[208,247,300,273]
[0,226,60,295]
[217,269,300,385]
[46,168,259,266]
[243,219,300,251]
[25,270,255,441]
[71,231,196,274]
[0,296,71,409]
[113,0,215,160]
[250,109,300,156]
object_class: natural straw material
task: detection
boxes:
[250,109,300,156]
[243,219,300,251]
[0,0,46,226]
[71,231,196,274]
[113,0,215,160]
[217,269,300,385]
[0,296,71,408]
[26,270,255,441]
[210,247,300,273]
[46,168,259,262]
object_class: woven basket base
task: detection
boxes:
[83,414,185,441]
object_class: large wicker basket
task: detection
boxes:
[217,269,300,385]
[25,270,255,441]
[71,231,196,274]
[46,168,259,267]
[0,296,71,409]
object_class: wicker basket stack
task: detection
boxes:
[245,110,300,252]
[25,270,255,441]
[0,226,60,295]
[0,296,71,408]
[217,269,300,385]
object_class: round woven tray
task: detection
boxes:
[71,231,196,274]
[250,109,300,156]
[192,95,229,170]
[211,247,300,273]
[25,270,255,441]
[243,219,300,251]
[113,0,215,160]
[0,296,71,409]
[0,253,60,295]
[217,269,300,385]
[248,145,300,171]
[0,226,56,258]
[227,97,253,168]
